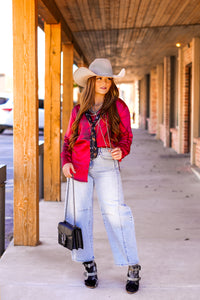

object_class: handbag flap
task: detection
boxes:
[58,221,74,236]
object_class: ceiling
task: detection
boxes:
[38,0,200,82]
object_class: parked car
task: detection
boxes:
[0,94,44,133]
[0,94,13,133]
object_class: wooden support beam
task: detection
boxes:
[191,37,200,164]
[44,23,61,201]
[62,44,74,144]
[13,0,39,245]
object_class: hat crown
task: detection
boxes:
[89,58,113,77]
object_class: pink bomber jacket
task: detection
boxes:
[61,98,133,182]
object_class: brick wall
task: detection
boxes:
[170,45,192,154]
[163,57,171,147]
[159,124,165,143]
[183,42,192,65]
[139,77,147,129]
[170,128,179,152]
[194,138,200,168]
[149,68,157,134]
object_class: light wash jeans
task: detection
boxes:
[64,148,139,266]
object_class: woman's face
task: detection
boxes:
[95,76,112,96]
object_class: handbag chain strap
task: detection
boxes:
[65,177,76,226]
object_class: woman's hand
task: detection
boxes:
[62,163,76,178]
[110,147,122,161]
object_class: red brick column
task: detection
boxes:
[139,76,147,129]
[194,138,200,167]
[156,64,164,139]
[163,57,171,147]
[191,37,200,165]
[149,68,157,134]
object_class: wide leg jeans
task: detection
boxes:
[65,148,139,266]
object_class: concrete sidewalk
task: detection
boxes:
[0,129,200,300]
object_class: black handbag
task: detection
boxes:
[58,178,83,250]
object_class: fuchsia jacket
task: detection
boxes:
[61,98,133,182]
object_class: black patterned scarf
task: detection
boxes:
[85,111,101,159]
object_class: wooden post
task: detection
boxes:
[44,23,61,201]
[13,0,39,245]
[62,43,74,143]
[191,37,200,164]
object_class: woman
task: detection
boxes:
[61,58,141,294]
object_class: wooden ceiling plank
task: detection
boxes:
[120,29,133,59]
[161,0,187,25]
[150,0,173,27]
[76,0,99,61]
[135,0,151,28]
[166,0,191,26]
[99,0,108,56]
[99,0,106,29]
[177,2,200,25]
[110,29,117,60]
[142,0,163,27]
[60,1,78,31]
[116,0,135,63]
[125,28,143,58]
[101,27,107,58]
[112,0,120,29]
[92,0,103,30]
[126,0,142,28]
[120,0,129,28]
[77,0,93,30]
[104,0,111,29]
[104,29,111,58]
[88,0,102,54]
[74,0,102,58]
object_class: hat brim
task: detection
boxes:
[73,67,125,87]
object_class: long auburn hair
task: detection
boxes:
[69,76,121,150]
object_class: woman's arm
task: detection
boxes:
[61,105,79,168]
[116,100,133,159]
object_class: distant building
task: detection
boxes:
[0,74,13,93]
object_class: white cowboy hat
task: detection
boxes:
[73,58,125,87]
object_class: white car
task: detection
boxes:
[0,94,44,133]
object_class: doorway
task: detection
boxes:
[145,74,150,130]
[184,64,192,153]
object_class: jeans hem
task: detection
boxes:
[115,260,140,266]
[72,257,95,263]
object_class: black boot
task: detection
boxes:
[83,261,98,288]
[126,264,141,294]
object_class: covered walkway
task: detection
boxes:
[0,129,200,300]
